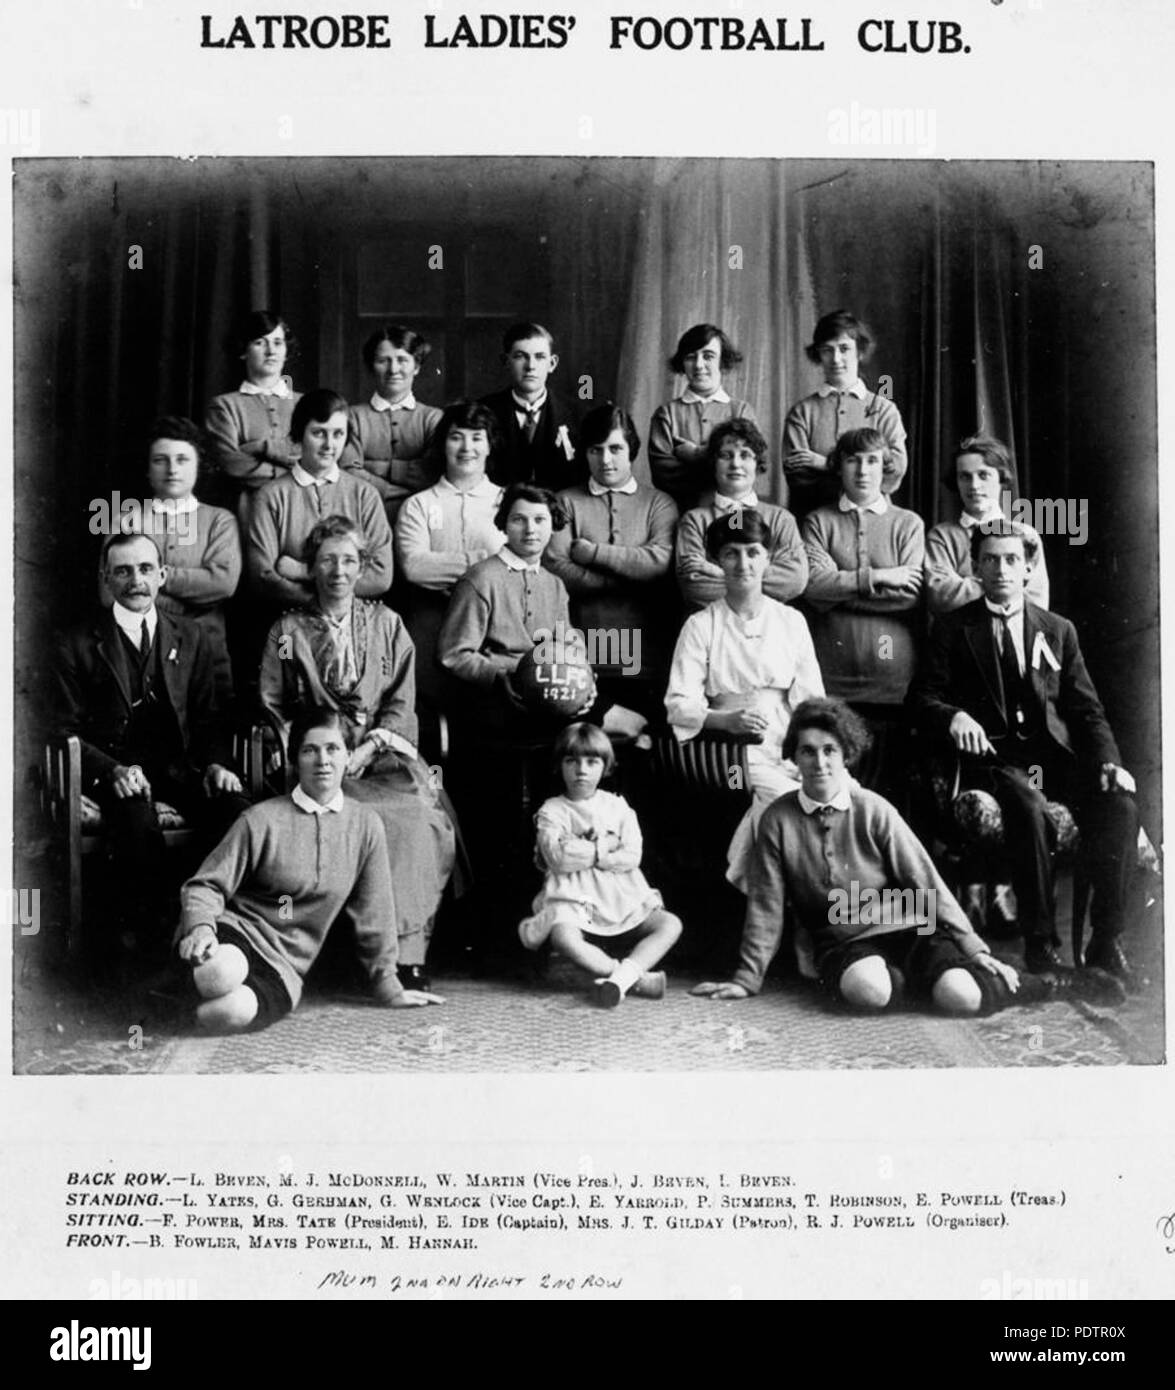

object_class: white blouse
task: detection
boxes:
[665,597,825,757]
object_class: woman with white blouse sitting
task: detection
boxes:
[665,509,824,890]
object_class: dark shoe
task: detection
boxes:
[1070,966,1128,1008]
[1012,972,1056,1006]
[593,979,623,1009]
[396,965,431,992]
[1084,938,1133,982]
[1024,941,1065,974]
[1015,965,1126,1009]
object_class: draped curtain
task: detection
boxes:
[616,158,816,499]
[14,157,1158,821]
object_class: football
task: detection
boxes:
[512,646,597,722]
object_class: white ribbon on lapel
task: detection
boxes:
[1031,631,1060,672]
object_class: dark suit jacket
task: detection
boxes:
[53,608,233,790]
[907,598,1120,771]
[481,389,583,493]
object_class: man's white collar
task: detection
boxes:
[984,598,1025,618]
[111,602,157,642]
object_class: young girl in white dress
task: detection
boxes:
[519,723,682,1007]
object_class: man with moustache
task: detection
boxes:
[53,531,249,955]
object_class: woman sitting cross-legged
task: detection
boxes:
[175,706,444,1033]
[691,696,1053,1015]
[259,515,459,990]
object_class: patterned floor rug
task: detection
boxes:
[15,947,1164,1075]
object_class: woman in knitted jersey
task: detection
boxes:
[691,697,1037,1014]
[176,706,443,1032]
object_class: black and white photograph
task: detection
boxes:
[12,154,1163,1073]
[1,0,1173,1312]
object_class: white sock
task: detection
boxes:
[608,959,641,996]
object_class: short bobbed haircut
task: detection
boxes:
[494,482,568,533]
[947,434,1015,494]
[501,320,556,354]
[290,388,348,441]
[289,705,352,762]
[304,515,370,571]
[704,508,772,559]
[362,324,432,370]
[579,403,641,463]
[669,322,743,374]
[828,427,892,474]
[782,697,873,769]
[433,399,502,470]
[805,309,874,364]
[968,517,1040,569]
[706,417,769,475]
[553,720,616,776]
[232,308,294,358]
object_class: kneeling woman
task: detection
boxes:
[176,707,443,1032]
[693,697,1025,1014]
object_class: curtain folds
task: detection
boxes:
[616,159,815,499]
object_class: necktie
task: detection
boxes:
[997,615,1024,728]
[139,619,150,656]
[523,409,539,443]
